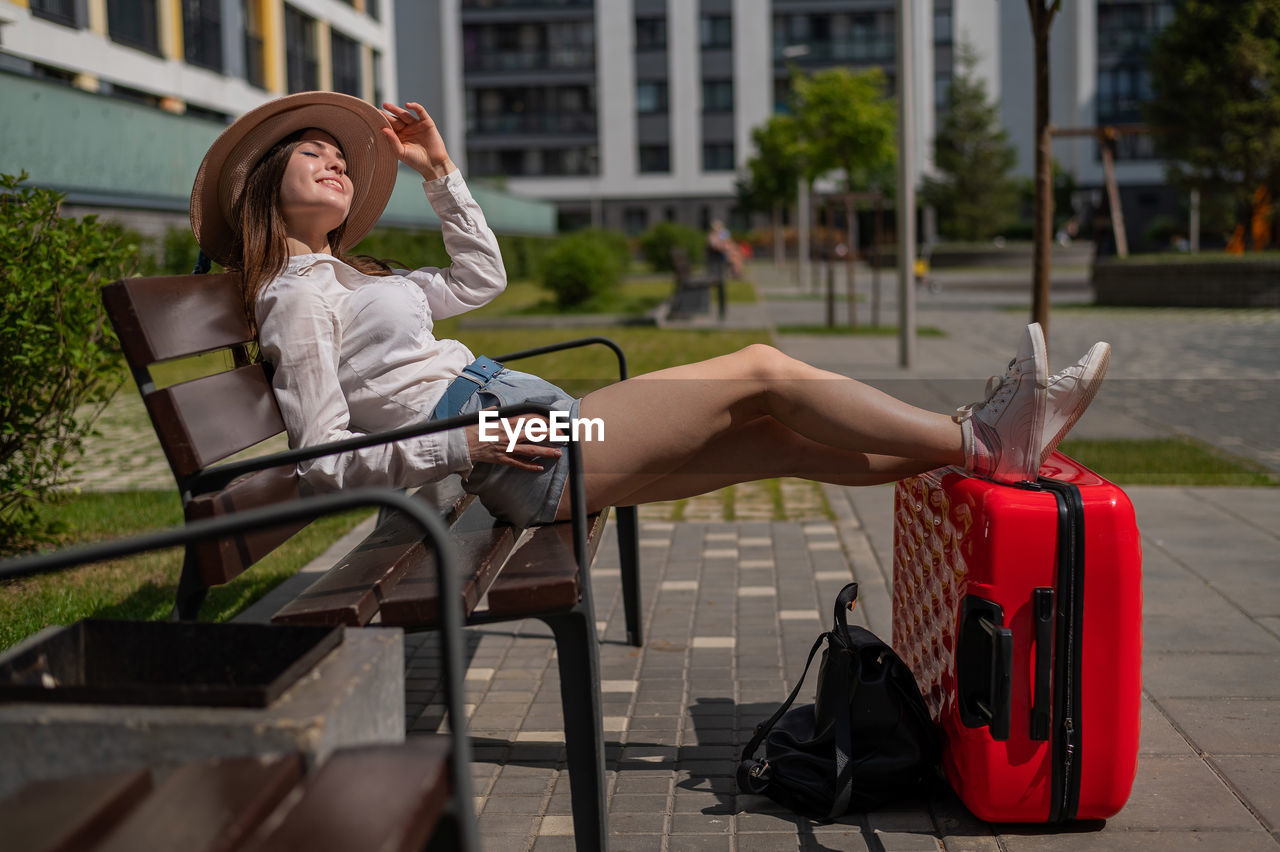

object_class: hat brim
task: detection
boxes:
[191,91,398,269]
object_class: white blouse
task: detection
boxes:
[255,170,507,493]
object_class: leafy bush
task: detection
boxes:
[575,227,632,274]
[496,233,557,280]
[638,221,704,272]
[539,231,624,309]
[352,226,450,271]
[0,173,137,552]
[133,225,207,277]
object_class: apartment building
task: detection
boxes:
[407,0,1179,241]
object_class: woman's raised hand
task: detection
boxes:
[381,101,456,181]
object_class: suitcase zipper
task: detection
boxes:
[1042,477,1085,823]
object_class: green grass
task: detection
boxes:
[0,491,370,651]
[775,324,947,337]
[1058,438,1278,486]
[434,322,773,396]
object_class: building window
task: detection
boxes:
[636,81,668,114]
[284,5,319,93]
[372,49,384,106]
[636,16,666,51]
[623,207,648,235]
[367,0,380,21]
[30,0,77,27]
[639,144,670,174]
[182,0,223,72]
[331,30,361,96]
[702,79,733,113]
[107,0,160,55]
[700,14,732,49]
[935,73,951,109]
[702,142,734,172]
[934,9,952,45]
[242,0,266,88]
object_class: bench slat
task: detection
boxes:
[485,512,608,618]
[146,366,286,478]
[185,466,305,586]
[376,500,517,628]
[239,740,451,852]
[0,769,151,852]
[270,491,476,627]
[92,754,303,852]
[102,274,250,366]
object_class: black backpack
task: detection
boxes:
[737,582,940,820]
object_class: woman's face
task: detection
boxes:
[278,129,353,237]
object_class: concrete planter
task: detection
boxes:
[1093,257,1280,307]
[0,626,404,798]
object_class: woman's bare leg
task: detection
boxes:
[554,344,964,515]
[553,415,936,519]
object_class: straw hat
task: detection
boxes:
[190,91,399,268]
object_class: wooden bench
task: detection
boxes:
[101,272,646,852]
[0,743,463,852]
[667,246,726,320]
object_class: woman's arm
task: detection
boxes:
[257,274,473,492]
[380,100,508,319]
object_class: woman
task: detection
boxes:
[190,92,1110,528]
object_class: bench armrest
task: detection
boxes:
[496,336,629,382]
[183,402,594,597]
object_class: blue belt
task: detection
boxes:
[433,356,505,420]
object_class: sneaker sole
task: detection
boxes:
[1026,323,1049,481]
[1039,342,1112,468]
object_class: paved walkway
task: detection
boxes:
[399,483,1280,850]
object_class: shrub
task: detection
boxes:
[638,221,704,272]
[575,227,632,274]
[496,233,558,280]
[352,226,450,270]
[0,173,138,552]
[539,231,624,309]
[134,225,207,277]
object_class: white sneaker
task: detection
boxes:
[956,323,1048,484]
[1039,341,1111,467]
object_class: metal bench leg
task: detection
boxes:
[171,550,208,621]
[543,604,608,852]
[615,505,643,647]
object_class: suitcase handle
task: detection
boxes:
[1031,587,1055,741]
[957,596,1013,741]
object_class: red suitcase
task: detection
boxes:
[891,452,1142,823]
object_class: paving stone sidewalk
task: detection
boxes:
[396,481,1280,851]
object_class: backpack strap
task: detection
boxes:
[737,630,829,795]
[826,583,859,819]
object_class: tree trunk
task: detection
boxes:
[1031,3,1054,347]
[846,194,857,328]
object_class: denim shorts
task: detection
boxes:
[456,368,580,527]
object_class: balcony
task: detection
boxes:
[470,112,596,136]
[465,47,595,74]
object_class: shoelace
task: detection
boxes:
[955,359,1018,421]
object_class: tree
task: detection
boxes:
[792,67,897,325]
[1027,0,1062,343]
[1146,0,1280,249]
[922,41,1020,241]
[738,114,804,266]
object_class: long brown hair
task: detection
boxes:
[231,129,393,332]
